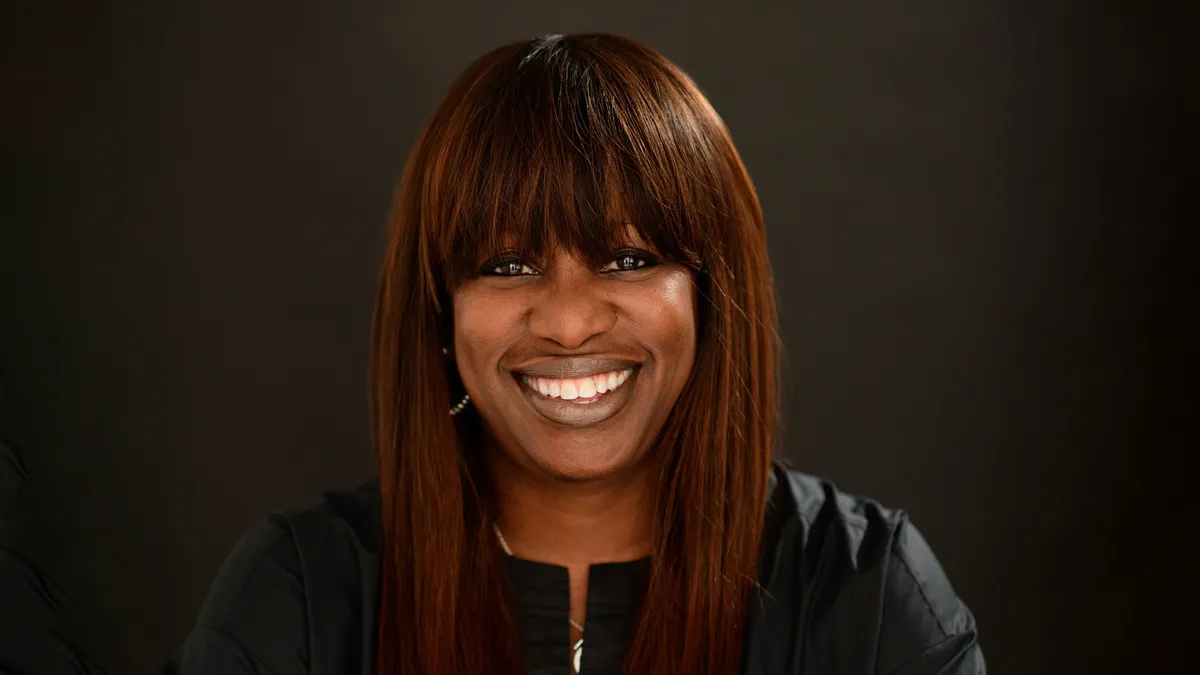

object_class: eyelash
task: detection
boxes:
[480,250,659,277]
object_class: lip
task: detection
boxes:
[512,356,641,379]
[513,365,640,428]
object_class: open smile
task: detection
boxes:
[512,366,640,427]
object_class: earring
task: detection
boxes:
[442,345,470,415]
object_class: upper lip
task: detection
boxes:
[512,357,640,379]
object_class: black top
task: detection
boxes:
[161,462,984,674]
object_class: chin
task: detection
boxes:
[523,442,645,483]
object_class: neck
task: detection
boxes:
[484,441,659,567]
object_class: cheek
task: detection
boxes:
[639,271,698,365]
[451,289,511,372]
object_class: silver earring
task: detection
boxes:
[449,393,471,416]
[442,345,469,415]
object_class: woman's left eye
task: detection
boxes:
[601,251,657,273]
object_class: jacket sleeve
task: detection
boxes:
[876,517,985,675]
[1,436,105,675]
[161,515,309,675]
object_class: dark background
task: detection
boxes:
[1,1,1189,674]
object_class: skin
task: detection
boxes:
[450,229,698,644]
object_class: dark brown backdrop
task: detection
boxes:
[1,1,1189,674]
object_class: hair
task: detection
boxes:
[369,33,781,674]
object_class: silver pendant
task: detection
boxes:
[573,638,583,673]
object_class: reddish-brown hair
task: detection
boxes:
[369,33,781,674]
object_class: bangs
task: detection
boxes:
[420,35,726,293]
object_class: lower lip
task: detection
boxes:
[514,368,639,427]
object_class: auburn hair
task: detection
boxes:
[369,33,781,674]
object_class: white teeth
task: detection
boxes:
[521,368,635,401]
[578,378,596,398]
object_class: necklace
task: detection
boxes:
[493,523,585,673]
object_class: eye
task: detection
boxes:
[601,249,658,273]
[479,256,539,277]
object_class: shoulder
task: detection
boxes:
[282,478,383,559]
[166,479,381,674]
[201,478,381,623]
[761,462,984,673]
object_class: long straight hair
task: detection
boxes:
[369,33,781,674]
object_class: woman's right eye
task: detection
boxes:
[480,259,538,277]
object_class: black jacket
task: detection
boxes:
[163,461,984,674]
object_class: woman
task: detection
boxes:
[165,33,983,675]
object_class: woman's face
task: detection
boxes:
[451,231,698,481]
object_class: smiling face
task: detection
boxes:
[450,230,698,482]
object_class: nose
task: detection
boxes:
[527,257,617,349]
